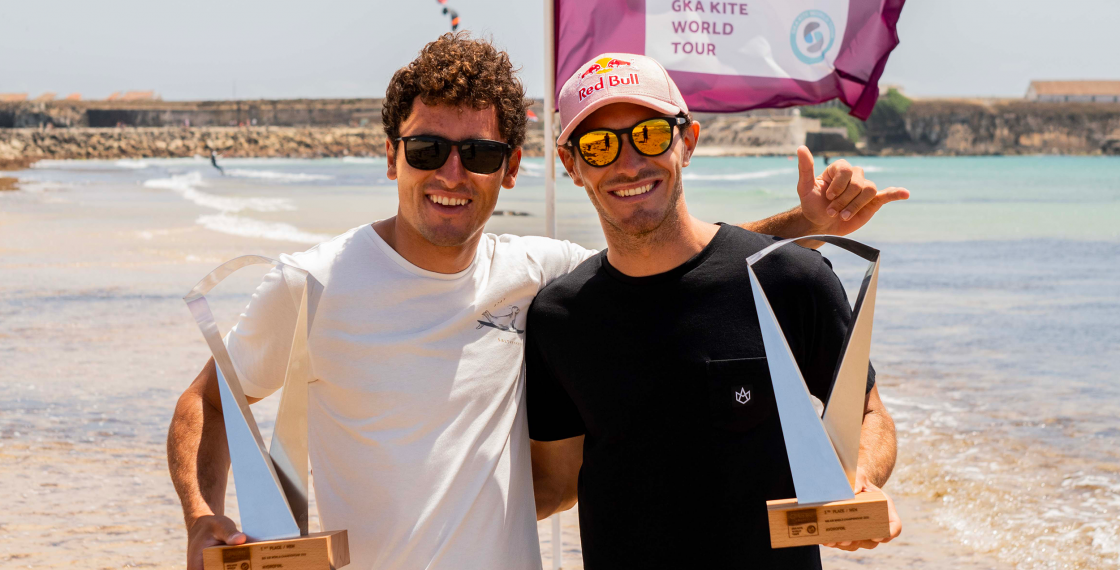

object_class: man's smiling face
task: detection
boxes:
[387,99,521,247]
[559,102,698,239]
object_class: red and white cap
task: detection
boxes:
[556,53,689,145]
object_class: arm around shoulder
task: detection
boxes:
[531,436,584,520]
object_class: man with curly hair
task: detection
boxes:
[167,32,907,570]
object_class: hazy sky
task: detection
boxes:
[2,0,1118,100]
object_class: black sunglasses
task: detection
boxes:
[395,136,512,174]
[568,116,690,167]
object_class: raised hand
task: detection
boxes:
[795,146,909,236]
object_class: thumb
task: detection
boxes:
[212,518,247,545]
[796,145,815,197]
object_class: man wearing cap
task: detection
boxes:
[527,53,903,568]
[168,34,906,570]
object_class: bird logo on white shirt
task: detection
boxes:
[476,306,524,334]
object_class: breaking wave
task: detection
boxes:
[113,159,151,169]
[224,169,334,182]
[142,172,295,212]
[195,213,332,244]
[142,171,328,244]
[682,168,787,181]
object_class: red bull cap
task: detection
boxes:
[557,53,689,146]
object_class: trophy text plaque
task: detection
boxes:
[766,490,888,548]
[202,530,349,570]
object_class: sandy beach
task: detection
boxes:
[2,157,1117,569]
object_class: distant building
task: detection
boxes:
[1026,81,1120,103]
[64,93,82,101]
[34,92,57,102]
[0,93,28,102]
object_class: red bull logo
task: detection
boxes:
[578,57,633,80]
[579,64,603,79]
[577,72,640,102]
[576,57,640,101]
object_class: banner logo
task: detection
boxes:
[790,10,835,65]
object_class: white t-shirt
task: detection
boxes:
[225,224,595,570]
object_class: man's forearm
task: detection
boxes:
[858,392,897,488]
[739,206,825,247]
[167,361,232,529]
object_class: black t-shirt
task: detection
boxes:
[526,224,875,569]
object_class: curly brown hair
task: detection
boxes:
[382,32,528,149]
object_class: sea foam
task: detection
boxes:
[113,159,151,169]
[682,168,787,181]
[224,169,334,182]
[340,156,380,164]
[142,172,295,213]
[142,171,332,244]
[196,213,332,244]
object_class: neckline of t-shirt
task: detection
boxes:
[362,223,479,281]
[600,223,732,286]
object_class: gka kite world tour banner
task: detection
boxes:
[554,0,905,118]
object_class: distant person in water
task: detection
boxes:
[209,151,224,176]
[824,154,831,165]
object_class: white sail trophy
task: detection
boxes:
[746,236,890,548]
[184,256,349,569]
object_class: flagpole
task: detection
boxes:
[551,511,562,570]
[543,0,557,241]
[543,7,563,567]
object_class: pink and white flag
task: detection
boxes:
[553,0,905,119]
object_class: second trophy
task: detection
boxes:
[746,236,891,548]
[185,256,349,570]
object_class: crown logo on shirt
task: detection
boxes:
[735,387,751,405]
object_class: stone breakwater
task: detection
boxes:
[0,125,546,165]
[0,127,387,164]
[0,125,547,167]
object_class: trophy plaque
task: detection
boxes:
[746,236,890,549]
[185,256,349,570]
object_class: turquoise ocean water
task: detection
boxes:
[2,155,1118,568]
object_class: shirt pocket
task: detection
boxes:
[706,357,778,433]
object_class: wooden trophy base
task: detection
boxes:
[766,490,889,548]
[203,530,349,570]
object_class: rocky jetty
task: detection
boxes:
[0,127,388,162]
[0,123,546,166]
